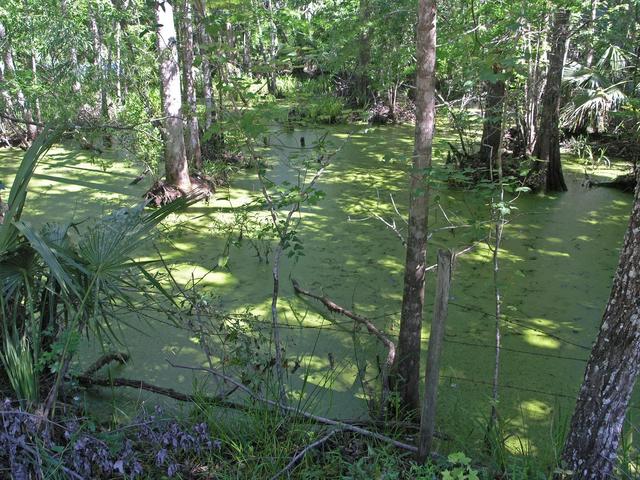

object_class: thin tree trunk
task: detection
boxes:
[0,22,36,142]
[480,64,505,167]
[89,9,109,119]
[266,0,278,95]
[195,4,216,132]
[114,18,122,106]
[30,53,41,129]
[356,0,372,106]
[524,25,544,152]
[561,173,640,478]
[243,27,252,74]
[533,9,570,192]
[226,21,235,66]
[393,0,437,415]
[585,0,598,67]
[181,0,202,170]
[61,0,81,94]
[155,0,191,192]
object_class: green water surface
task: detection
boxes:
[0,124,634,461]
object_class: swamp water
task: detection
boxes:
[0,124,634,460]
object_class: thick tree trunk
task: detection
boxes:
[181,0,202,170]
[533,9,570,192]
[561,174,640,478]
[155,0,191,192]
[393,0,437,415]
[480,65,506,167]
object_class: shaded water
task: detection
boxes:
[0,124,633,460]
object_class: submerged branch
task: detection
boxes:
[291,279,396,418]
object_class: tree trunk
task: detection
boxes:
[0,22,36,142]
[561,173,640,478]
[480,64,506,167]
[61,0,81,94]
[155,0,191,192]
[355,0,371,106]
[196,5,216,133]
[266,0,278,95]
[114,18,123,106]
[181,0,202,170]
[524,23,544,152]
[243,27,252,74]
[393,0,437,415]
[30,53,41,128]
[533,9,570,192]
[585,0,598,67]
[89,9,109,119]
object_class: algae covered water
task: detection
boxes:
[0,124,633,460]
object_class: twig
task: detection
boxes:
[269,429,341,480]
[291,279,395,419]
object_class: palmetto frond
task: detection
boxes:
[0,124,194,404]
[562,48,631,133]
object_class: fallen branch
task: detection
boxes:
[77,360,424,454]
[270,429,341,480]
[291,279,396,418]
[168,361,419,453]
[76,375,194,402]
[81,352,130,377]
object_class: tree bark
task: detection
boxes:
[181,0,202,170]
[561,173,640,478]
[61,0,81,94]
[355,0,372,106]
[393,0,437,415]
[89,9,109,120]
[417,250,452,462]
[242,27,252,74]
[480,64,506,167]
[195,5,217,133]
[0,22,36,141]
[585,0,598,67]
[266,0,278,95]
[533,9,570,192]
[155,0,191,192]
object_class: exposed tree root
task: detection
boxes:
[143,174,217,207]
